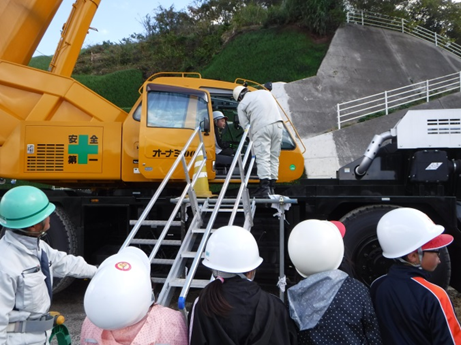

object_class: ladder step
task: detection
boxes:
[151,277,210,289]
[129,239,182,246]
[129,220,182,226]
[151,277,167,284]
[151,258,175,265]
[168,278,211,288]
[181,251,205,258]
[171,198,243,204]
[192,228,216,234]
[202,208,245,212]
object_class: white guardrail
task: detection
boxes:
[347,11,461,58]
[337,72,461,129]
[337,11,461,129]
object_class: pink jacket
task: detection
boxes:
[81,304,188,345]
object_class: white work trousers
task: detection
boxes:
[252,122,282,180]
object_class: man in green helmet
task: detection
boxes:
[0,185,97,345]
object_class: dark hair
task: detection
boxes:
[197,278,233,317]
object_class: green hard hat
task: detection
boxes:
[0,186,56,229]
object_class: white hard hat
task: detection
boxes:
[202,225,263,273]
[288,219,345,277]
[233,85,247,101]
[213,111,228,121]
[377,208,446,258]
[84,247,153,330]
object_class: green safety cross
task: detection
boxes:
[68,135,98,164]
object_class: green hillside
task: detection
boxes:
[30,26,330,109]
[202,27,329,82]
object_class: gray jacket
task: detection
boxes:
[237,90,282,138]
[0,230,97,345]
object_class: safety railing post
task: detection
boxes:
[361,11,364,26]
[384,91,388,115]
[426,80,430,102]
[337,103,341,129]
[401,18,404,33]
[347,11,350,24]
[435,33,438,46]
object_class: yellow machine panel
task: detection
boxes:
[26,126,103,173]
[0,122,122,183]
[0,0,62,65]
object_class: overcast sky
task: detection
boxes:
[34,0,193,56]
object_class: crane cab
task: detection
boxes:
[121,73,305,184]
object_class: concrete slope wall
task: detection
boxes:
[276,24,461,178]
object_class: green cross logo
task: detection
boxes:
[68,135,98,164]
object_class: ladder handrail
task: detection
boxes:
[229,139,255,227]
[120,127,205,251]
[177,125,254,310]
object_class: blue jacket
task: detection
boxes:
[371,264,461,344]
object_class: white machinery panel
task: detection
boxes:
[396,109,461,149]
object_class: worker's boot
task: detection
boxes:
[269,179,276,195]
[253,179,270,198]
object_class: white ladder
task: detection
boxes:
[120,125,256,310]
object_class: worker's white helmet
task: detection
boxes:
[288,219,345,277]
[233,85,247,101]
[203,225,263,273]
[84,247,153,330]
[377,208,447,258]
[213,111,228,121]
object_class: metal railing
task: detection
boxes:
[120,126,206,254]
[347,11,461,58]
[335,10,461,129]
[337,71,461,129]
[176,124,256,313]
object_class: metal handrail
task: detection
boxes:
[177,124,255,311]
[336,10,461,129]
[337,71,461,129]
[347,11,461,58]
[120,127,205,252]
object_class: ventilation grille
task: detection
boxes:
[27,144,64,172]
[427,118,461,135]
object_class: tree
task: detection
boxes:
[284,0,346,35]
[405,0,461,37]
[346,0,409,15]
[346,0,461,43]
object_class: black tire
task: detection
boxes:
[45,206,79,293]
[340,205,451,289]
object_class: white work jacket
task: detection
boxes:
[237,90,282,138]
[0,230,97,345]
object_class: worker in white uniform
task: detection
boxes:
[233,85,283,197]
[0,185,97,345]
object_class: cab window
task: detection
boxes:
[146,91,208,129]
